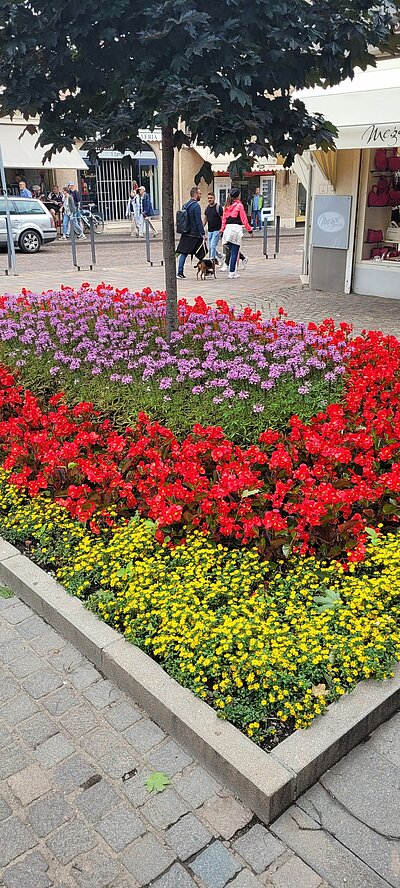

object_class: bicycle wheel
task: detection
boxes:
[92,214,104,233]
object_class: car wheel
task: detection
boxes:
[19,229,42,253]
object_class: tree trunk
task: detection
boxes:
[162,124,178,342]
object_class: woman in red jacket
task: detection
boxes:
[221,188,253,279]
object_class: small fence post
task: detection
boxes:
[70,222,78,269]
[263,220,268,259]
[89,216,96,268]
[145,218,151,264]
[274,215,281,258]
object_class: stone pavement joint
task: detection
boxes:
[0,590,397,887]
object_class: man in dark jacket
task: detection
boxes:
[177,186,205,279]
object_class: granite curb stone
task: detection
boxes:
[1,537,400,824]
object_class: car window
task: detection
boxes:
[0,199,5,216]
[11,200,46,215]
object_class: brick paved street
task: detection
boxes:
[0,591,399,888]
[2,228,400,335]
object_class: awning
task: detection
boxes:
[193,144,282,172]
[0,123,87,170]
[297,57,400,150]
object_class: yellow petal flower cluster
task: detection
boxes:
[0,469,398,748]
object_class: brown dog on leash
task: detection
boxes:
[196,258,216,280]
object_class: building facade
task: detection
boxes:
[0,113,87,195]
[297,56,400,299]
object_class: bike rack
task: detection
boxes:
[145,219,163,267]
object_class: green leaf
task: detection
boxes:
[313,588,343,613]
[365,526,380,546]
[241,488,261,498]
[282,544,291,559]
[145,772,171,793]
[0,586,13,599]
[68,462,77,469]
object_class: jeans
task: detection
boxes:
[252,209,262,230]
[229,243,240,272]
[63,213,83,237]
[208,230,220,259]
[178,253,186,275]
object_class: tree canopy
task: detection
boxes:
[0,0,398,162]
[0,0,398,335]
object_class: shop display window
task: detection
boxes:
[362,147,400,264]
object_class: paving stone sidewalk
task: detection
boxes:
[0,591,398,888]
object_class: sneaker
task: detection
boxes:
[177,272,186,280]
[78,234,86,240]
[61,235,67,240]
[228,272,240,279]
[218,264,229,271]
[241,257,249,269]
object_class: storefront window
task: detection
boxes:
[362,147,400,264]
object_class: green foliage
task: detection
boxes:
[0,342,343,441]
[0,586,13,599]
[145,772,172,793]
[0,0,397,164]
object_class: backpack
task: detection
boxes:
[176,203,191,234]
[176,199,197,234]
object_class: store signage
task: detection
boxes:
[336,123,400,150]
[312,195,352,250]
[361,123,400,147]
[138,129,161,143]
[317,211,345,233]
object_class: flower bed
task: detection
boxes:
[0,285,347,440]
[0,470,398,748]
[0,285,398,746]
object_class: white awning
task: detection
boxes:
[297,57,400,150]
[0,123,87,169]
[193,144,282,172]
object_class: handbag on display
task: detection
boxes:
[368,186,389,207]
[367,228,384,243]
[377,175,390,194]
[385,221,400,243]
[370,246,398,259]
[388,180,400,206]
[375,148,388,171]
[387,149,400,172]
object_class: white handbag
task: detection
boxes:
[385,221,400,243]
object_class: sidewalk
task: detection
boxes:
[0,591,398,888]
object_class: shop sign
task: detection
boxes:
[336,123,400,150]
[312,195,352,250]
[138,128,161,143]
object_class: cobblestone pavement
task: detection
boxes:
[0,591,399,888]
[2,229,400,335]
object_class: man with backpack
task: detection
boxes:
[176,186,205,280]
[203,192,223,265]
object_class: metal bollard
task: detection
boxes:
[145,218,151,264]
[70,222,78,268]
[89,216,96,268]
[274,215,281,258]
[263,220,268,259]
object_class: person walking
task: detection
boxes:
[251,187,263,230]
[138,186,157,237]
[221,188,253,279]
[203,192,223,264]
[176,186,206,280]
[18,181,32,198]
[125,182,140,236]
[61,187,85,239]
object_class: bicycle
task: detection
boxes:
[80,203,104,234]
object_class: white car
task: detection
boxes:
[0,196,57,253]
